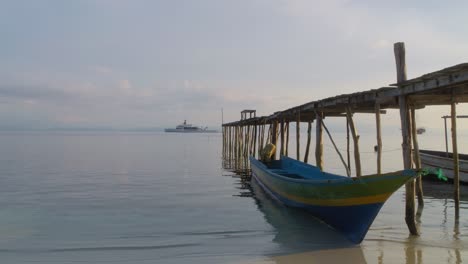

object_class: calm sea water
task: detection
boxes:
[0,131,467,263]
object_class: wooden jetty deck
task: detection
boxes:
[222,42,468,235]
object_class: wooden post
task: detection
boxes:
[395,41,418,235]
[304,121,312,163]
[296,112,301,161]
[285,121,290,157]
[238,126,243,171]
[451,100,460,217]
[259,123,265,157]
[444,117,449,157]
[248,124,253,156]
[375,103,382,175]
[272,120,279,159]
[280,119,285,156]
[241,125,245,170]
[266,123,272,143]
[346,107,361,177]
[227,126,230,162]
[234,126,239,170]
[315,111,324,171]
[222,126,225,159]
[229,126,233,163]
[245,125,250,171]
[247,125,252,157]
[225,127,228,159]
[253,123,257,158]
[410,106,424,210]
[346,118,351,173]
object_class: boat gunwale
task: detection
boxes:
[419,149,468,161]
[249,156,416,185]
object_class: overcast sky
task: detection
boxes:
[1,0,468,130]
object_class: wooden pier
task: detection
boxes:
[222,42,468,235]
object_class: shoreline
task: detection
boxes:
[237,238,465,264]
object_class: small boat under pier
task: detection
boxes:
[249,156,418,243]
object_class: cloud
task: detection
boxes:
[91,65,113,74]
[0,84,71,102]
[119,79,132,95]
[1,1,468,129]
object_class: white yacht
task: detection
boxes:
[164,120,217,133]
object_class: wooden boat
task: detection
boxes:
[249,156,418,244]
[419,149,468,183]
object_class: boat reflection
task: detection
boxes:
[249,177,366,261]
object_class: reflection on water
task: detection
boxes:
[229,170,468,264]
[229,172,367,263]
[363,236,464,264]
[249,178,357,253]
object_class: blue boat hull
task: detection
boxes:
[249,156,416,243]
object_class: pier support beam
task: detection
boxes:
[296,112,301,161]
[235,126,240,171]
[304,121,312,163]
[272,120,279,160]
[280,119,285,156]
[346,107,361,177]
[395,41,419,235]
[375,103,382,175]
[285,122,290,157]
[315,111,324,171]
[253,123,257,158]
[451,99,460,217]
[410,106,424,211]
[244,125,250,159]
[346,118,351,173]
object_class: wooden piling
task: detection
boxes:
[280,119,285,156]
[230,126,233,163]
[246,125,251,156]
[234,126,239,170]
[266,123,272,144]
[239,126,244,171]
[315,111,324,171]
[395,41,418,235]
[304,121,312,163]
[444,117,449,157]
[346,107,361,177]
[240,125,244,171]
[375,103,382,175]
[346,118,351,173]
[222,126,225,158]
[272,120,279,159]
[285,121,290,157]
[227,126,230,163]
[251,125,255,156]
[451,100,460,216]
[259,123,265,156]
[253,123,257,158]
[296,112,301,161]
[410,106,424,209]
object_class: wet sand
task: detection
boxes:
[239,238,466,264]
[234,175,468,264]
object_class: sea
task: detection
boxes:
[0,130,467,264]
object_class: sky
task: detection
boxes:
[1,0,468,130]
